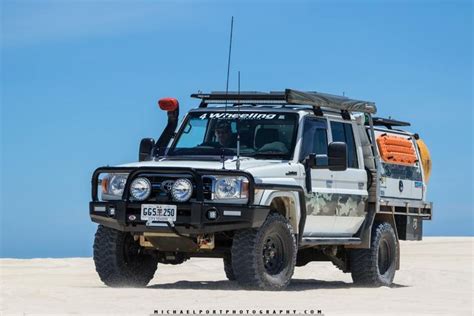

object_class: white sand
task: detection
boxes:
[1,237,472,315]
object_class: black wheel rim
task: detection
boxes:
[378,239,392,275]
[262,235,285,275]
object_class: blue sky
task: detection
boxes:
[1,0,472,258]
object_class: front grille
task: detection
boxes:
[203,177,213,200]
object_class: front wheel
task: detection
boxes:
[350,222,398,286]
[93,225,158,287]
[231,213,297,290]
[223,255,235,281]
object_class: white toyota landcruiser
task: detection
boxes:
[90,89,433,290]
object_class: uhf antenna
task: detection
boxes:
[236,71,241,170]
[221,16,234,169]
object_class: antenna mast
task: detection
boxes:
[236,71,241,170]
[221,16,234,169]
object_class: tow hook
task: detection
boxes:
[197,234,215,250]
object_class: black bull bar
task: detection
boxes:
[89,166,273,235]
[91,166,256,204]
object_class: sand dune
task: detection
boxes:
[1,237,472,315]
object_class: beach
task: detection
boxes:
[1,237,472,315]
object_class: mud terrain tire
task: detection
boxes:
[231,213,296,290]
[223,255,236,281]
[93,225,158,287]
[350,222,398,286]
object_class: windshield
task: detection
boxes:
[167,111,299,159]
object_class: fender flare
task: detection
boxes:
[255,184,306,244]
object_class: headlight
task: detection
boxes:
[214,177,248,200]
[171,178,193,202]
[130,177,151,201]
[101,173,128,200]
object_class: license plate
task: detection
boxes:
[141,204,177,223]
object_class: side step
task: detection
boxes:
[301,237,362,247]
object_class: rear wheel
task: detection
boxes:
[350,222,398,286]
[231,213,296,290]
[93,225,158,287]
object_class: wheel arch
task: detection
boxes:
[260,190,301,235]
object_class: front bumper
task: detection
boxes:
[90,166,270,235]
[90,201,270,234]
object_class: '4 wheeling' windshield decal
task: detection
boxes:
[198,113,284,120]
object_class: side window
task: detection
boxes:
[300,117,328,164]
[330,121,359,168]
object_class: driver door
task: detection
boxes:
[300,116,340,236]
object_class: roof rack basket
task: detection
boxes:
[191,89,377,114]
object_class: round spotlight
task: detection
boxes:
[130,177,151,201]
[171,178,193,202]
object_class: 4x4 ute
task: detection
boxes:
[90,89,433,290]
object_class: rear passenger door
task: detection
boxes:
[329,119,368,235]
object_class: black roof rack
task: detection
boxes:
[191,91,288,106]
[191,89,377,114]
[370,117,411,129]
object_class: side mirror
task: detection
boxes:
[139,138,155,162]
[304,153,329,169]
[328,142,347,171]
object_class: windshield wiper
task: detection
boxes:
[170,147,235,156]
[163,155,222,161]
[250,152,288,159]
